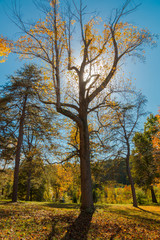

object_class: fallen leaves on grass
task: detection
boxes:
[0,202,159,239]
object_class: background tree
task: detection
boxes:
[0,64,55,202]
[18,149,46,201]
[132,114,159,203]
[12,0,154,211]
[0,169,13,199]
[152,111,160,174]
[99,90,147,207]
[21,108,58,201]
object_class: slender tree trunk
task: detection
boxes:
[26,157,32,201]
[12,95,27,202]
[54,187,59,202]
[79,112,94,212]
[150,185,158,203]
[125,142,138,207]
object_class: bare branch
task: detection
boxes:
[111,0,141,29]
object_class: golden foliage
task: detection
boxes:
[152,112,160,152]
[15,4,67,63]
[152,111,160,177]
[0,36,11,63]
[13,0,154,111]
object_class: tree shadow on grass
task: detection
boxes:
[106,206,160,225]
[0,201,13,205]
[0,201,32,205]
[47,213,75,240]
[61,210,93,240]
[43,203,80,209]
[137,206,160,217]
[48,210,93,240]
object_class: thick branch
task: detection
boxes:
[57,106,82,126]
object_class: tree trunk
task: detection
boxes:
[12,95,27,202]
[79,113,94,212]
[56,70,94,211]
[55,188,59,202]
[125,142,138,207]
[25,157,32,201]
[150,185,158,203]
[30,188,32,201]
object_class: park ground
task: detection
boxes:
[0,201,160,239]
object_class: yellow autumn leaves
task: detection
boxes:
[15,7,67,61]
[0,36,11,63]
[152,112,160,152]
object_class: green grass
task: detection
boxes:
[0,201,160,239]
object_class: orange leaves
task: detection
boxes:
[82,18,106,59]
[152,113,160,152]
[0,36,11,63]
[56,164,73,195]
[50,0,59,7]
[151,112,160,178]
[71,19,76,25]
[70,125,80,147]
[15,2,67,62]
[113,23,151,56]
[47,163,77,201]
[69,123,94,148]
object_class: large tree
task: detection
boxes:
[11,0,153,211]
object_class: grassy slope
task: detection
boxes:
[0,201,160,239]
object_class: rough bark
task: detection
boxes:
[12,94,27,202]
[79,118,94,211]
[150,185,158,203]
[78,70,94,212]
[56,69,94,211]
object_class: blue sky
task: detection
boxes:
[0,0,160,117]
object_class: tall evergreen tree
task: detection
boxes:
[0,64,56,202]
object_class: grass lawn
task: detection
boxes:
[0,201,160,239]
